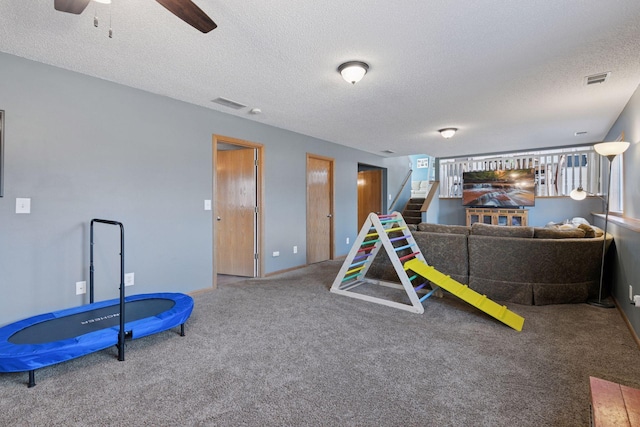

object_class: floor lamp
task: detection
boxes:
[572,141,630,308]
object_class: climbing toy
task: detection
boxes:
[331,212,524,331]
[330,212,436,314]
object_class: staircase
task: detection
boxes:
[402,198,425,224]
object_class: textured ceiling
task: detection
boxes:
[1,0,639,158]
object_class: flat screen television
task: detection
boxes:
[462,169,535,207]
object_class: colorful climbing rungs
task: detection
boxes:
[330,212,426,314]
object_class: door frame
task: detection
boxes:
[212,135,264,288]
[306,153,335,263]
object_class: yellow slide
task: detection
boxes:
[404,258,525,331]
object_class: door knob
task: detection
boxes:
[217,216,221,221]
[327,214,332,218]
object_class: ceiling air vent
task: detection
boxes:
[211,97,247,110]
[584,72,610,86]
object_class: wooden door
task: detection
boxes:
[216,148,256,276]
[357,169,382,230]
[307,154,334,264]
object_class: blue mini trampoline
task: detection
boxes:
[0,219,195,387]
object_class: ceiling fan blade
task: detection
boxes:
[54,0,91,14]
[155,0,217,33]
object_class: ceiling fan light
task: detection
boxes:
[338,61,369,84]
[439,128,457,139]
[594,141,630,157]
[570,187,587,201]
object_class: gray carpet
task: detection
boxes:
[2,260,640,426]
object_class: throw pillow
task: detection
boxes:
[577,223,595,238]
[590,225,605,237]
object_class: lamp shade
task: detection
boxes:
[594,141,630,156]
[570,187,587,201]
[439,128,457,139]
[338,61,369,84]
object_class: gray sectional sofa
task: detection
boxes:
[367,222,612,305]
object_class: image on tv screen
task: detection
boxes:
[462,169,535,207]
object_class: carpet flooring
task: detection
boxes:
[1,260,639,426]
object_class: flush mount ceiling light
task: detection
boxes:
[338,61,369,84]
[93,0,112,3]
[438,128,458,139]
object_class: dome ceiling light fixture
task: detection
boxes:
[569,186,588,200]
[338,61,369,84]
[438,128,458,139]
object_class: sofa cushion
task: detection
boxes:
[417,223,470,235]
[411,232,469,284]
[467,277,533,305]
[533,227,586,239]
[533,282,591,305]
[471,223,534,238]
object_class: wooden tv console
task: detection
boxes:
[465,208,528,227]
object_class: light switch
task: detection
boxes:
[16,198,31,214]
[204,200,212,211]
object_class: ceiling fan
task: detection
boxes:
[53,0,217,33]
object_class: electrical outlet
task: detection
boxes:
[273,251,280,257]
[16,198,31,214]
[76,281,86,295]
[293,246,298,254]
[346,237,350,245]
[124,272,135,287]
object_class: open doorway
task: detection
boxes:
[212,135,264,287]
[357,164,385,231]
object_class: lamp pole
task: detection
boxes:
[588,155,615,308]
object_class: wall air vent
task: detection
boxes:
[211,97,247,110]
[584,72,610,85]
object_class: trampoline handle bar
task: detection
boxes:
[89,218,126,362]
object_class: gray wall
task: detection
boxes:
[0,53,404,326]
[597,83,640,336]
[436,197,604,227]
